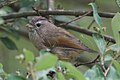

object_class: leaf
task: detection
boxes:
[55,16,71,22]
[104,54,113,61]
[93,33,106,54]
[54,16,77,26]
[84,65,105,80]
[35,52,58,71]
[57,72,66,80]
[116,0,120,8]
[6,74,26,80]
[0,17,4,24]
[111,12,120,48]
[59,61,86,80]
[0,25,20,39]
[9,28,20,40]
[89,3,102,29]
[0,9,7,16]
[23,49,34,63]
[106,65,120,79]
[0,63,3,69]
[107,44,120,52]
[1,6,13,13]
[0,36,18,50]
[0,63,4,75]
[113,60,120,75]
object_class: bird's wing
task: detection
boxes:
[49,27,95,53]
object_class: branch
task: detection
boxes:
[104,54,120,76]
[1,10,115,20]
[47,0,54,11]
[56,20,115,43]
[59,11,92,26]
[47,0,55,23]
[0,0,18,9]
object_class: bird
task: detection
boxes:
[26,16,97,62]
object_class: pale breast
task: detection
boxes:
[29,30,46,50]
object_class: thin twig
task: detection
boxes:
[28,62,36,80]
[100,56,106,73]
[0,0,18,9]
[92,0,96,3]
[59,11,92,26]
[87,19,95,29]
[32,7,41,16]
[104,54,120,76]
[47,0,55,23]
[74,55,100,67]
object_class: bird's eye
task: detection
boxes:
[35,21,42,27]
[36,23,41,27]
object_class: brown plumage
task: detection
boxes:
[26,16,97,62]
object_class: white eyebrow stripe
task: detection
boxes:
[35,21,42,24]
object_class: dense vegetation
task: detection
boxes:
[0,0,120,80]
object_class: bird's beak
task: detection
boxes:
[26,24,33,28]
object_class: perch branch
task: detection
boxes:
[1,10,115,20]
[56,20,116,43]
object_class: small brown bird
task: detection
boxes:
[26,16,97,62]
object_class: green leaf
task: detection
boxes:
[0,36,18,50]
[0,63,3,69]
[108,44,120,52]
[59,61,86,80]
[111,12,120,48]
[9,28,20,40]
[89,3,102,29]
[0,9,7,16]
[20,0,34,8]
[6,74,26,80]
[57,72,66,80]
[93,33,106,54]
[104,54,113,61]
[23,49,34,63]
[35,52,58,71]
[113,60,120,75]
[55,16,77,26]
[116,0,120,8]
[13,18,28,28]
[85,65,105,80]
[106,65,120,79]
[0,63,4,75]
[1,6,13,13]
[0,17,4,24]
[0,25,20,39]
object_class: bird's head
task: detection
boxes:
[26,16,48,31]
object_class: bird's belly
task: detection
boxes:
[51,47,83,62]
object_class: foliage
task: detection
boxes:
[0,0,120,80]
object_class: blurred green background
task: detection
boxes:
[0,0,119,73]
